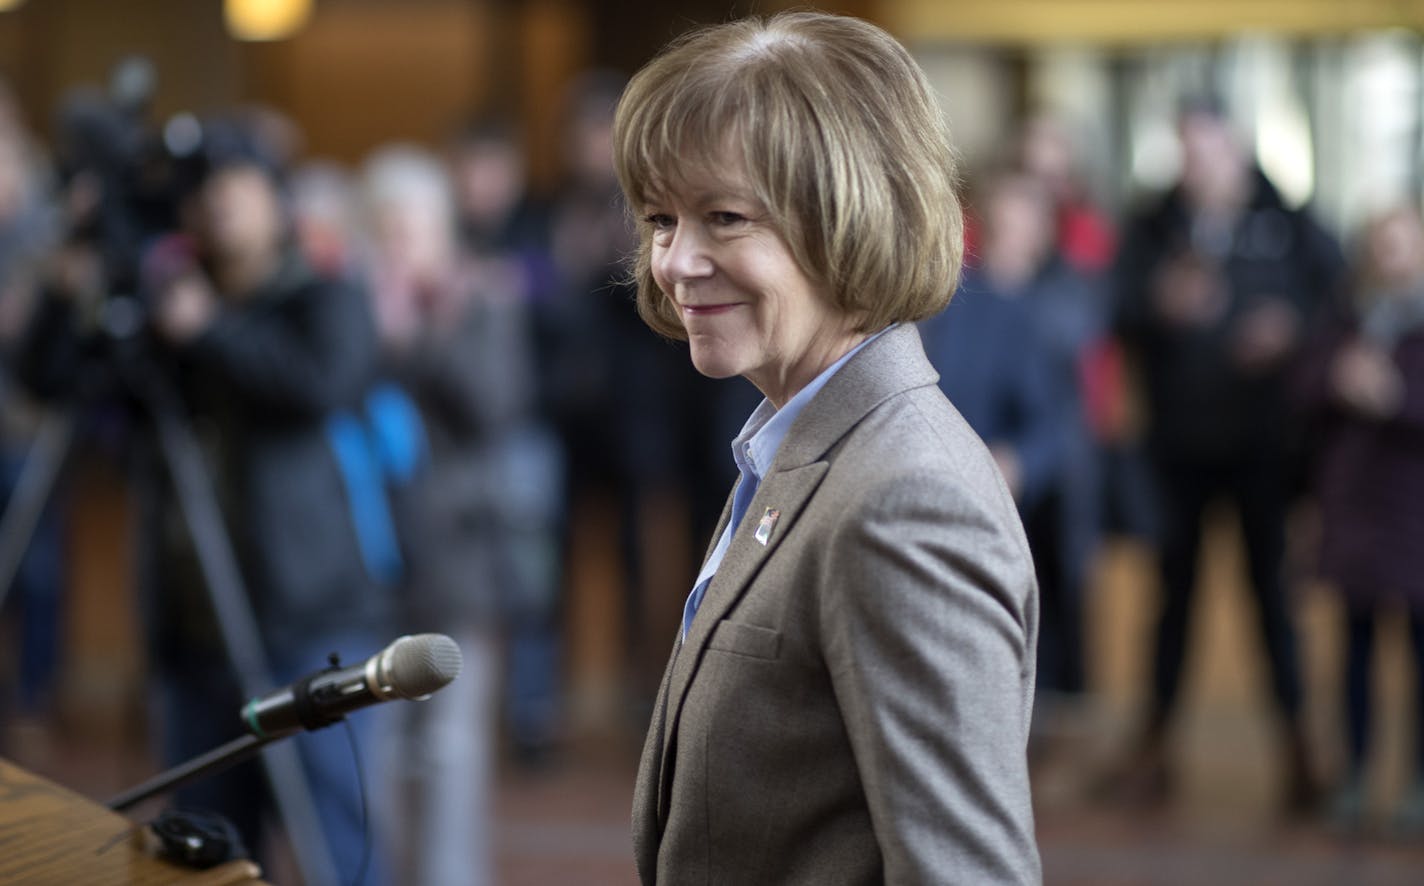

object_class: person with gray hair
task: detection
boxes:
[614,12,1040,884]
[358,142,548,886]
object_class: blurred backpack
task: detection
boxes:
[325,380,427,586]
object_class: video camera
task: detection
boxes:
[41,57,285,389]
[52,56,206,306]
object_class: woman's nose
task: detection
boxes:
[657,223,714,283]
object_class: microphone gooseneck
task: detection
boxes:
[241,634,462,738]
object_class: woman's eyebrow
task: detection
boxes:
[688,186,762,210]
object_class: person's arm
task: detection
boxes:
[184,277,376,420]
[1110,212,1165,350]
[407,298,533,440]
[1006,322,1071,507]
[818,468,1040,885]
[12,289,86,401]
[1390,343,1424,433]
[1338,336,1424,434]
[10,244,107,401]
[1294,212,1351,328]
[1289,319,1349,417]
[1235,212,1350,375]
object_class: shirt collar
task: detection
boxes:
[729,324,896,483]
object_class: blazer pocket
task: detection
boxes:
[708,620,781,660]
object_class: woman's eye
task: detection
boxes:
[644,212,675,230]
[709,211,746,227]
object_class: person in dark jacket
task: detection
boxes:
[1297,205,1424,833]
[142,127,391,883]
[1111,98,1346,812]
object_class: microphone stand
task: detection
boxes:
[107,732,280,812]
[107,651,349,812]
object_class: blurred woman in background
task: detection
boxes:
[1298,205,1424,834]
[359,143,547,885]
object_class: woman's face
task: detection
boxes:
[371,197,453,280]
[644,154,860,406]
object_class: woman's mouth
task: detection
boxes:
[681,303,740,316]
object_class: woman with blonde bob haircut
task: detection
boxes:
[616,12,963,340]
[616,11,1041,886]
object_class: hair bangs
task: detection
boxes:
[619,71,756,212]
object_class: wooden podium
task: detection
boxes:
[0,758,266,885]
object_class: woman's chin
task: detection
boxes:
[687,347,747,381]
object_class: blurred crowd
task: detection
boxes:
[2,57,1424,883]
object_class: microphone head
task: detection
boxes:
[381,634,463,699]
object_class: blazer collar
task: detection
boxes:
[651,322,940,829]
[771,323,940,471]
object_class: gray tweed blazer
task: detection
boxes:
[632,323,1042,884]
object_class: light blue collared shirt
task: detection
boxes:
[681,325,894,640]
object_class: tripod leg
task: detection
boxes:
[0,410,75,615]
[147,401,341,886]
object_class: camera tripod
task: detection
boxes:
[0,352,342,886]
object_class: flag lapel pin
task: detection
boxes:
[754,508,781,546]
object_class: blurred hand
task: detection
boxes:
[463,254,527,306]
[0,279,33,341]
[1152,255,1226,328]
[1331,340,1404,419]
[1232,299,1299,373]
[62,172,103,231]
[153,272,219,343]
[989,444,1024,501]
[370,269,423,350]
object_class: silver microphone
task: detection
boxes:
[241,633,463,738]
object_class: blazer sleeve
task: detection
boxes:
[818,467,1041,885]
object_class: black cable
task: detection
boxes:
[342,716,372,886]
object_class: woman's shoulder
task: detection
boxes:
[816,386,1036,598]
[831,384,1015,511]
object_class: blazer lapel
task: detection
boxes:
[655,459,830,819]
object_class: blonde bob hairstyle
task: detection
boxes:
[613,11,963,340]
